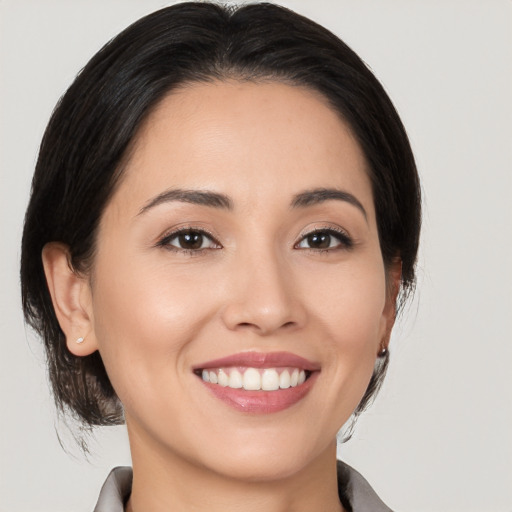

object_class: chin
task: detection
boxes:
[206,449,318,483]
[190,424,336,483]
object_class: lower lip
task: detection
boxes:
[199,372,318,414]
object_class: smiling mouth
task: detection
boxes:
[194,366,312,391]
[193,352,319,413]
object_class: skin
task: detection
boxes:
[43,81,400,512]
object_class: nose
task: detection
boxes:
[220,246,306,336]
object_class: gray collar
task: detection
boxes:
[94,461,392,512]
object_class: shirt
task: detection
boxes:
[93,461,393,512]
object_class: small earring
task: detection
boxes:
[378,347,388,358]
[76,336,85,344]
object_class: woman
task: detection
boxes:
[21,2,420,511]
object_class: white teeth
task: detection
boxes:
[217,369,229,387]
[243,368,261,390]
[261,369,280,391]
[201,367,310,391]
[229,369,243,388]
[279,370,291,389]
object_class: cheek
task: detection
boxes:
[305,258,387,402]
[88,252,218,402]
[308,258,387,345]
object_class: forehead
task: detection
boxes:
[112,80,374,217]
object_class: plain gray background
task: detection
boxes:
[1,1,511,510]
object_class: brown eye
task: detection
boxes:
[177,232,204,250]
[296,229,352,251]
[305,232,332,249]
[160,229,220,252]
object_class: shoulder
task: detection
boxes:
[93,467,132,512]
[337,460,394,512]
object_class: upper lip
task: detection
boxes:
[193,351,320,371]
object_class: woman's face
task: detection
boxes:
[83,81,397,480]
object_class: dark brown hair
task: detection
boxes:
[21,2,421,430]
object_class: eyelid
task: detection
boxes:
[294,225,354,250]
[156,226,222,252]
[155,223,353,253]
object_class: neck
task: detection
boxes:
[125,429,344,512]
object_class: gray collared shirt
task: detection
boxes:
[93,461,393,512]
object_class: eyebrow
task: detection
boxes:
[138,188,233,215]
[138,186,367,220]
[291,188,367,220]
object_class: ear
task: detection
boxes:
[41,242,98,356]
[379,257,402,355]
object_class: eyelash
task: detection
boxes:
[156,227,221,255]
[156,226,353,255]
[294,227,353,252]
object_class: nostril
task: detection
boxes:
[234,320,298,333]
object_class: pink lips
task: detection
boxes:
[194,351,320,414]
[194,351,320,371]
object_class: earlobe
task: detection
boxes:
[41,242,99,356]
